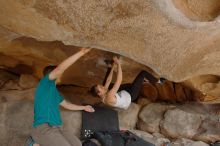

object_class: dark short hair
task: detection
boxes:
[90,85,99,97]
[43,65,57,76]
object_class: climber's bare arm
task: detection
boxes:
[49,48,91,80]
[60,100,95,112]
[107,57,122,97]
[104,63,116,89]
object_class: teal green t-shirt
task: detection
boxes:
[33,74,64,127]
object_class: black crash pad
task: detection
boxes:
[93,131,155,146]
[126,131,155,146]
[81,106,119,139]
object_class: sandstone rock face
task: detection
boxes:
[155,81,176,102]
[0,97,217,145]
[161,108,203,139]
[0,99,143,145]
[171,138,209,146]
[193,117,220,143]
[182,103,220,143]
[0,69,18,87]
[137,97,152,107]
[58,86,101,105]
[1,75,219,143]
[131,130,171,146]
[0,88,35,102]
[1,0,220,145]
[185,74,220,99]
[0,101,34,146]
[141,83,158,101]
[0,32,153,88]
[0,79,22,91]
[0,100,84,146]
[1,0,220,83]
[1,0,220,102]
[141,81,205,103]
[162,103,220,142]
[0,71,37,102]
[173,0,220,21]
[19,74,39,89]
[117,103,141,130]
[61,110,82,138]
[138,103,174,133]
[138,102,220,143]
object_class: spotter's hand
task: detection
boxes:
[83,105,95,113]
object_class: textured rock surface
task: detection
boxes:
[131,130,171,146]
[193,116,220,143]
[138,102,220,142]
[0,100,84,146]
[1,73,220,143]
[0,98,218,145]
[141,81,205,103]
[0,88,35,102]
[137,97,152,107]
[1,0,220,83]
[61,110,82,138]
[0,71,37,102]
[0,100,142,146]
[185,74,220,99]
[1,0,220,145]
[141,83,158,101]
[117,103,141,130]
[138,103,174,133]
[19,74,38,89]
[0,31,153,88]
[161,108,203,139]
[0,101,33,146]
[173,0,220,21]
[161,103,220,142]
[171,138,209,146]
[0,69,18,87]
[1,0,220,101]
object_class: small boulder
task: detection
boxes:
[138,103,174,133]
[117,103,141,130]
[171,138,209,146]
[160,108,203,139]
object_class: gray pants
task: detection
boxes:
[31,124,82,146]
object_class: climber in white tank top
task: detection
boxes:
[114,90,131,109]
[101,89,131,109]
[90,56,159,110]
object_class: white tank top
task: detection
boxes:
[114,90,131,109]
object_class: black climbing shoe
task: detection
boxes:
[158,77,166,85]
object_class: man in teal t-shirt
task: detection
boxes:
[31,48,94,146]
